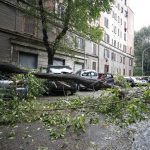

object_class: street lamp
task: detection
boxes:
[142,47,150,76]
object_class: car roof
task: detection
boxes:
[47,65,73,74]
[48,65,72,69]
[79,69,97,72]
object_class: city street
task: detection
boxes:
[38,90,103,102]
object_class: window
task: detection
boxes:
[76,37,85,49]
[123,69,126,75]
[123,45,127,52]
[93,43,97,55]
[124,21,127,29]
[120,56,122,63]
[112,11,115,18]
[111,52,116,61]
[44,0,54,11]
[124,33,126,41]
[129,59,133,66]
[120,18,122,25]
[104,49,110,58]
[118,16,120,23]
[121,7,123,13]
[57,3,65,18]
[120,43,122,49]
[123,56,126,64]
[117,42,119,48]
[114,26,117,34]
[129,70,132,76]
[120,31,122,38]
[114,40,116,47]
[118,29,120,36]
[23,16,35,34]
[19,52,37,69]
[104,65,109,73]
[114,13,117,20]
[117,3,120,10]
[104,33,110,43]
[129,47,132,54]
[53,58,65,65]
[92,62,97,71]
[124,0,127,6]
[112,39,114,45]
[74,62,84,73]
[125,10,128,17]
[104,17,109,28]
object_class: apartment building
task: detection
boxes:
[0,0,100,73]
[99,0,134,76]
[0,0,134,75]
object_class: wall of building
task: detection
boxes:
[98,0,134,76]
[0,0,134,75]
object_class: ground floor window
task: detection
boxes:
[74,62,84,73]
[19,52,38,69]
[53,58,65,66]
[123,68,126,75]
[129,70,132,76]
[104,65,109,73]
[92,61,97,71]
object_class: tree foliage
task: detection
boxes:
[134,26,150,75]
[18,0,114,65]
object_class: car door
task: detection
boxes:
[90,71,98,79]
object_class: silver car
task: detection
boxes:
[75,69,98,90]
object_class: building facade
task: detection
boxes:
[0,0,134,76]
[98,0,134,76]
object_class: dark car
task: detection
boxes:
[141,76,150,83]
[98,73,114,85]
[42,66,77,95]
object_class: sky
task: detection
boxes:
[129,0,150,31]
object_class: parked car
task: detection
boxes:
[75,69,98,90]
[0,74,28,100]
[141,76,150,83]
[124,76,135,87]
[43,65,77,95]
[130,76,147,86]
[98,73,114,85]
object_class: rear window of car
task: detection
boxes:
[91,72,97,76]
[82,72,91,77]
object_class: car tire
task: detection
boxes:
[77,84,81,91]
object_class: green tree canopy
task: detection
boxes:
[134,26,150,75]
[18,0,114,65]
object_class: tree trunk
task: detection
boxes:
[38,0,54,66]
[38,0,72,66]
[34,73,112,90]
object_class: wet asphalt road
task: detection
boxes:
[38,90,102,102]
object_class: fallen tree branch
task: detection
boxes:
[34,72,112,90]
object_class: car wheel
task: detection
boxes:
[77,84,81,91]
[64,90,72,96]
